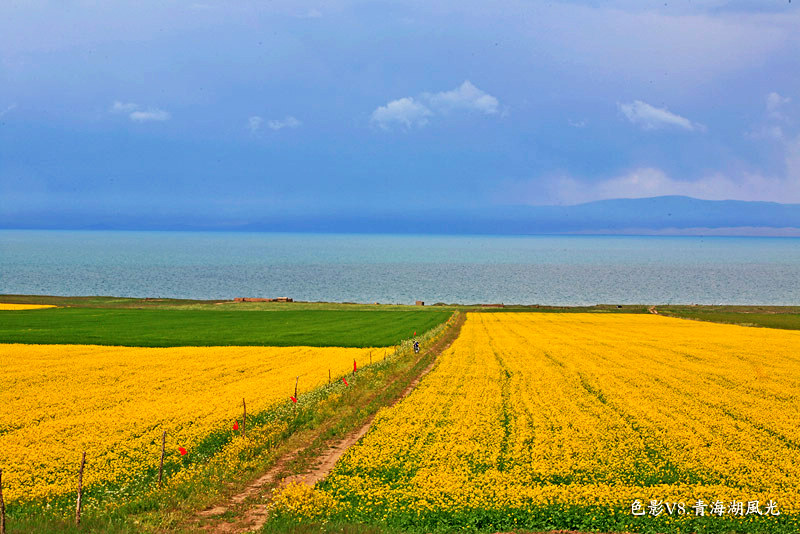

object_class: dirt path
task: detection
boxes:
[282,354,440,488]
[195,313,465,534]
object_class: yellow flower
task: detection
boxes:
[0,343,377,503]
[0,303,56,310]
[281,313,800,520]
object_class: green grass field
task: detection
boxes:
[3,295,800,348]
[660,307,800,330]
[0,308,450,347]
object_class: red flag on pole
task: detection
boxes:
[353,360,357,372]
[233,421,239,431]
[178,447,187,456]
[290,396,298,403]
[343,377,349,386]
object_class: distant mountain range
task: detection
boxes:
[4,196,800,236]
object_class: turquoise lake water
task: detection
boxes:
[1,230,799,305]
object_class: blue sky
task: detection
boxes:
[1,0,799,225]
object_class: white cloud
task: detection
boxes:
[423,81,499,115]
[747,125,786,142]
[510,166,798,206]
[370,97,432,130]
[110,101,170,122]
[371,81,500,130]
[766,91,791,120]
[302,8,322,18]
[248,115,263,132]
[111,101,138,113]
[766,91,791,110]
[0,103,16,118]
[785,134,800,183]
[619,100,704,131]
[746,91,794,140]
[267,116,301,130]
[129,109,171,122]
[499,130,800,205]
[568,119,587,128]
[582,105,800,202]
[554,168,741,204]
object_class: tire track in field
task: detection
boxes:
[197,312,466,534]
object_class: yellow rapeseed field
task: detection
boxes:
[0,303,56,310]
[276,313,800,531]
[0,343,375,504]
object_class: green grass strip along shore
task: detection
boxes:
[0,308,450,347]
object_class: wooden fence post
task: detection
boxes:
[1,468,6,534]
[75,451,86,526]
[158,431,166,488]
[242,398,247,437]
[294,376,299,399]
[328,369,331,385]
